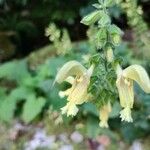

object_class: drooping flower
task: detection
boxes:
[99,102,111,128]
[55,61,94,117]
[116,64,150,122]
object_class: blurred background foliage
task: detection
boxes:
[0,0,150,61]
[0,0,150,149]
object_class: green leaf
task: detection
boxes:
[81,11,102,26]
[10,87,33,101]
[92,3,102,9]
[108,24,123,35]
[97,28,107,40]
[98,13,110,26]
[0,97,16,122]
[21,75,40,88]
[82,102,99,116]
[47,57,67,77]
[121,123,141,143]
[22,95,46,123]
[95,28,107,48]
[86,115,100,138]
[109,102,121,118]
[48,87,66,110]
[0,59,30,83]
[38,79,53,93]
[0,88,6,100]
[104,0,114,7]
[37,62,52,79]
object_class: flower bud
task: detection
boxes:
[81,11,101,26]
[112,34,121,45]
[106,47,114,62]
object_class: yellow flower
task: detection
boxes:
[55,61,94,117]
[99,102,111,128]
[116,65,150,122]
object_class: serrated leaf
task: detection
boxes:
[95,28,107,48]
[22,95,46,123]
[97,28,107,40]
[81,11,102,26]
[98,13,110,26]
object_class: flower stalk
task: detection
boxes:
[55,0,150,128]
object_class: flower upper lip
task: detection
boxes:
[55,60,87,84]
[122,65,150,93]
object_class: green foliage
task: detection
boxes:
[120,0,150,59]
[86,115,100,138]
[22,95,45,123]
[45,23,72,55]
[0,40,149,143]
[0,0,150,143]
[0,0,93,59]
[0,96,16,122]
[80,0,123,110]
[89,54,118,107]
[0,58,61,123]
[0,44,86,123]
[0,60,29,82]
[79,1,150,141]
[81,10,102,26]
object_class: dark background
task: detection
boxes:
[0,0,150,61]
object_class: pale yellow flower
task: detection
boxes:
[55,61,94,116]
[116,65,150,122]
[99,102,111,128]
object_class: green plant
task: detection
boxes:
[0,0,150,144]
[55,0,150,134]
[0,58,65,123]
[120,0,150,59]
[0,0,94,59]
[45,23,72,55]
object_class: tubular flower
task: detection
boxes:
[116,65,150,122]
[99,102,111,128]
[55,61,94,117]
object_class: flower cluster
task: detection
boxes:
[55,0,150,128]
